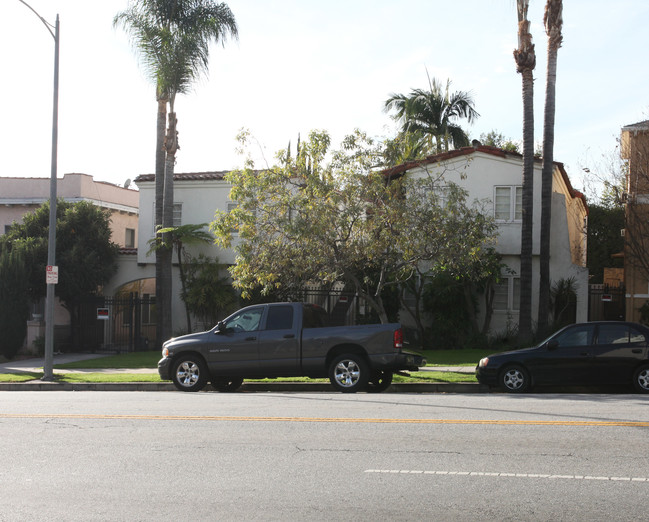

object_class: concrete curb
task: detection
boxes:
[0,382,490,393]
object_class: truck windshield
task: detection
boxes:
[224,307,263,332]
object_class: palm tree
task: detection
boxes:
[114,0,238,346]
[538,0,563,335]
[513,0,536,342]
[148,223,214,333]
[384,76,479,154]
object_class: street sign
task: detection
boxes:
[46,265,58,284]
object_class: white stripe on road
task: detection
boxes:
[365,470,649,482]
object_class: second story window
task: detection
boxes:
[494,186,522,222]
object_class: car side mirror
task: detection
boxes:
[547,340,559,351]
[215,321,225,334]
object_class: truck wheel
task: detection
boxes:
[329,354,369,393]
[171,355,208,392]
[367,370,393,393]
[211,377,244,393]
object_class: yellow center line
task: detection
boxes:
[0,413,648,427]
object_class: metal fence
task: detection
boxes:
[588,284,625,321]
[70,296,156,353]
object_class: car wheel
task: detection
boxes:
[329,354,369,393]
[211,377,244,393]
[633,364,649,394]
[499,364,530,393]
[367,370,393,393]
[171,355,208,392]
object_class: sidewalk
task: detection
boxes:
[0,353,484,392]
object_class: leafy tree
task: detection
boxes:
[385,76,479,154]
[212,130,497,324]
[148,223,213,332]
[538,0,564,336]
[586,205,624,284]
[479,130,520,153]
[114,0,238,346]
[0,247,30,359]
[513,0,537,342]
[0,200,119,345]
[183,254,238,329]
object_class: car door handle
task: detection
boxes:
[632,348,642,354]
[580,352,589,357]
[245,336,257,341]
[284,334,295,339]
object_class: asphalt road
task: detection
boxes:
[1,391,648,521]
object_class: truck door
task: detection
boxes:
[206,306,263,374]
[257,304,300,374]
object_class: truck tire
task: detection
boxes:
[329,353,369,393]
[367,370,393,393]
[171,355,208,392]
[211,377,244,392]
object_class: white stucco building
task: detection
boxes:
[107,145,588,341]
[383,145,589,334]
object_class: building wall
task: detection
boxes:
[0,173,139,247]
[621,122,649,322]
[405,149,588,334]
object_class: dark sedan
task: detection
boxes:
[476,321,649,393]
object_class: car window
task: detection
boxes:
[597,325,647,346]
[597,325,630,345]
[266,305,294,331]
[224,308,263,332]
[302,305,330,328]
[553,324,595,347]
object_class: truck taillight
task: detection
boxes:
[393,328,403,350]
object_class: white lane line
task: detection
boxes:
[364,470,648,482]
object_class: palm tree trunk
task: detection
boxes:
[514,0,536,343]
[155,95,168,348]
[538,0,563,336]
[161,111,178,338]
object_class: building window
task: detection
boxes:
[494,186,522,221]
[493,276,520,311]
[173,203,182,226]
[152,203,183,235]
[125,228,135,248]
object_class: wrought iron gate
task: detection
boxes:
[72,296,156,353]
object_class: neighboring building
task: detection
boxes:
[0,173,139,353]
[382,145,589,334]
[621,121,649,322]
[0,173,139,247]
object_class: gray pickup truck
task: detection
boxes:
[158,302,425,393]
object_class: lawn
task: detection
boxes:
[0,348,484,383]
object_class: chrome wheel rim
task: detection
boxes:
[503,368,525,390]
[334,360,361,388]
[176,361,200,388]
[637,368,649,391]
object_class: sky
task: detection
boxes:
[2,0,648,197]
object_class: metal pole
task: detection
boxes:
[43,14,59,381]
[18,2,59,380]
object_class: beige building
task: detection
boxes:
[621,121,649,322]
[0,173,139,353]
[0,173,139,247]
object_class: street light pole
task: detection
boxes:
[18,1,59,380]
